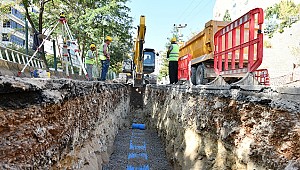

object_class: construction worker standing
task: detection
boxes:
[85,44,96,81]
[167,37,179,84]
[99,36,113,81]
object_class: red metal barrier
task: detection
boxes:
[178,54,191,81]
[255,69,270,86]
[214,8,264,76]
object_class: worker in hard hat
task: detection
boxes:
[98,36,113,81]
[167,37,179,84]
[59,12,65,19]
[85,44,96,81]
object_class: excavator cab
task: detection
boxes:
[143,48,156,74]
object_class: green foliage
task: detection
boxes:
[265,0,300,36]
[46,54,54,68]
[278,0,299,20]
[41,0,133,72]
[14,0,133,73]
[223,9,232,22]
[6,43,35,56]
[263,40,272,48]
[158,54,169,81]
[265,5,280,19]
[0,0,19,16]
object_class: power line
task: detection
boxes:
[184,0,213,24]
[180,0,215,41]
[177,0,197,23]
[180,0,206,23]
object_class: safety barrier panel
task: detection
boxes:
[254,69,270,86]
[178,54,191,81]
[0,45,45,69]
[214,8,264,76]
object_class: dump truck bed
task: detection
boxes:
[179,20,230,65]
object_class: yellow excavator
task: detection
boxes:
[123,15,157,87]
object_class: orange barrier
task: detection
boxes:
[178,54,191,81]
[255,69,270,86]
[214,8,264,76]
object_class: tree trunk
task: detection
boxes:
[22,0,37,33]
[81,38,86,63]
[39,0,49,69]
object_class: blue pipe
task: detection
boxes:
[132,123,146,130]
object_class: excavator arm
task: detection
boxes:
[122,15,156,86]
[133,16,146,87]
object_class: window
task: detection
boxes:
[3,20,10,28]
[11,20,17,28]
[2,33,9,41]
[10,35,25,46]
[144,54,153,64]
[31,8,38,13]
[11,8,24,20]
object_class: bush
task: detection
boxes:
[264,40,272,48]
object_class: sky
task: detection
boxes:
[127,0,216,52]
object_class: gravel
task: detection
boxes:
[103,129,172,170]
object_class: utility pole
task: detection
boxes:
[173,24,187,44]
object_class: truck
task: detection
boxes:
[179,8,268,85]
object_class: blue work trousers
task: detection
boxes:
[101,60,110,81]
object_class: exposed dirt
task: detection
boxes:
[0,77,130,169]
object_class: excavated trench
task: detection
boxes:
[0,76,300,170]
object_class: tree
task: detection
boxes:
[265,5,280,19]
[21,0,55,69]
[223,9,232,22]
[265,0,300,35]
[18,0,133,73]
[158,51,169,81]
[0,1,17,17]
[47,0,133,70]
[278,0,298,20]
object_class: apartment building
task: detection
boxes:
[0,4,35,47]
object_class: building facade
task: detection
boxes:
[0,5,35,47]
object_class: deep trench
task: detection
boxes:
[1,78,299,170]
[102,86,172,169]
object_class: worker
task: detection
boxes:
[144,55,152,64]
[99,36,113,81]
[59,12,65,19]
[85,44,96,81]
[167,37,179,84]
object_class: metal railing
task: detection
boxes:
[214,8,264,76]
[254,69,270,86]
[0,45,45,69]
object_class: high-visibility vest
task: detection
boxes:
[99,43,109,61]
[85,50,95,64]
[169,43,179,61]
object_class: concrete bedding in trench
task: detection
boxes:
[103,129,172,170]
